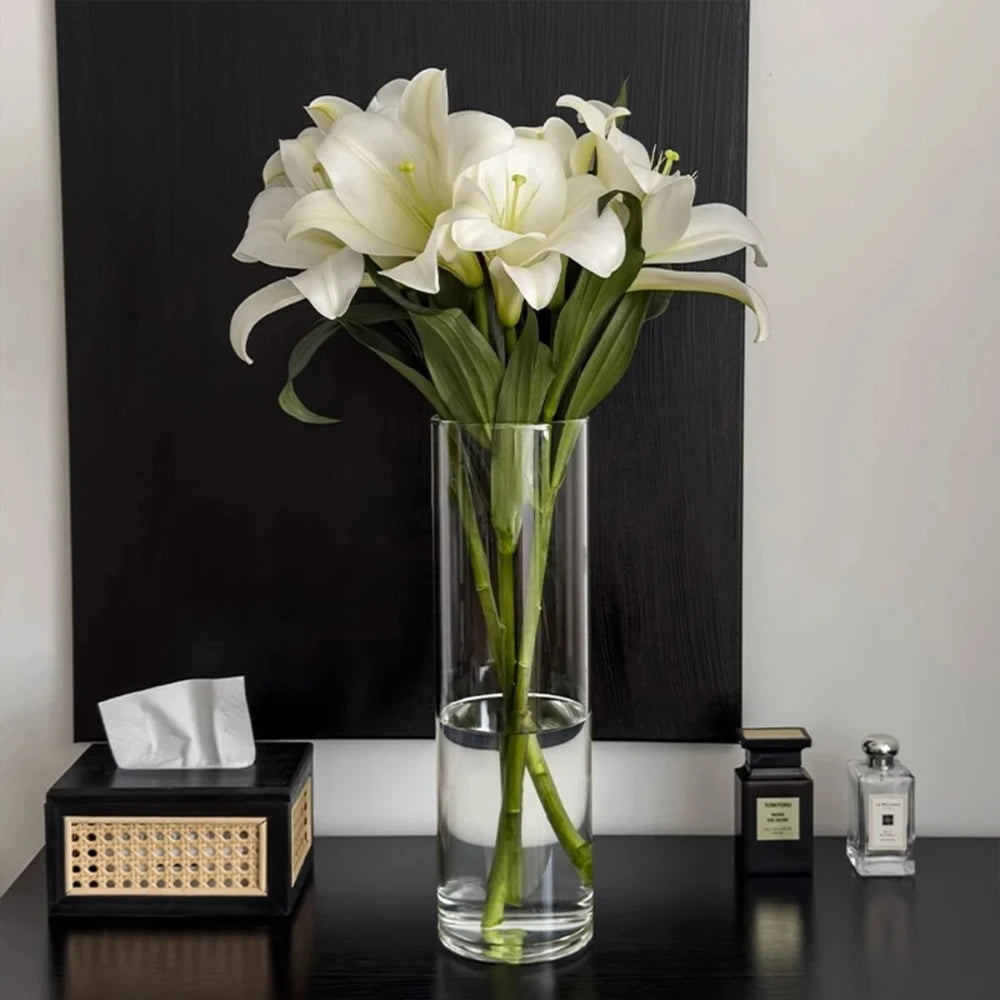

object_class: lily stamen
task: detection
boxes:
[658,149,680,175]
[506,173,528,230]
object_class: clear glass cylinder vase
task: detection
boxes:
[433,418,592,964]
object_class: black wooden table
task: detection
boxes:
[2,837,998,999]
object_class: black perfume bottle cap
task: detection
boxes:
[739,727,812,770]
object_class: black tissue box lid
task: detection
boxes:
[46,742,312,802]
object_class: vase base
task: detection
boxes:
[438,909,593,965]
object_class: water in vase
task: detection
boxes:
[437,693,593,964]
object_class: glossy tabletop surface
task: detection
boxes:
[2,837,998,999]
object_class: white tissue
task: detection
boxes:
[98,677,256,769]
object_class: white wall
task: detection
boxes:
[2,0,999,894]
[0,0,77,894]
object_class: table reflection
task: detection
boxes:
[50,883,316,1000]
[435,949,597,1000]
[858,877,917,972]
[739,877,813,979]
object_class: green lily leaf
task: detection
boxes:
[342,301,409,326]
[344,319,450,417]
[645,290,673,323]
[491,317,554,550]
[433,270,474,313]
[368,268,440,316]
[490,424,534,554]
[413,308,504,426]
[564,291,650,419]
[277,320,339,424]
[495,316,553,424]
[612,76,630,112]
[544,190,645,420]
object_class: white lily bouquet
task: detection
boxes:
[231,68,766,962]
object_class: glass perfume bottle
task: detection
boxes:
[847,734,915,876]
[735,727,813,876]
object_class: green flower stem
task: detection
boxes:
[473,286,490,342]
[525,737,593,883]
[503,325,517,357]
[495,547,522,902]
[496,549,516,696]
[482,427,593,929]
[484,514,549,925]
[450,428,592,934]
[455,457,503,666]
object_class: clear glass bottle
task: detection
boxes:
[847,734,915,876]
[434,419,592,964]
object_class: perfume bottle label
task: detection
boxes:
[867,794,908,850]
[756,797,800,841]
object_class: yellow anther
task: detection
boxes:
[660,149,680,175]
[398,160,416,174]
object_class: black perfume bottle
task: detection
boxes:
[735,727,813,876]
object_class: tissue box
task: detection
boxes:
[45,742,313,917]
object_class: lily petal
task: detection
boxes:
[629,267,770,342]
[515,116,577,174]
[380,213,454,294]
[593,136,643,197]
[262,149,288,188]
[399,67,449,152]
[445,111,515,177]
[306,95,362,132]
[234,188,332,269]
[564,174,607,214]
[587,99,627,120]
[556,94,629,136]
[641,175,696,255]
[230,278,304,363]
[283,189,406,256]
[451,214,523,252]
[289,246,365,320]
[320,115,435,251]
[278,127,326,194]
[542,196,626,278]
[493,253,563,313]
[367,77,407,115]
[647,203,768,266]
[569,133,597,176]
[462,136,567,236]
[488,257,524,327]
[607,123,652,168]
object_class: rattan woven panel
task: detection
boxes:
[64,817,268,896]
[290,778,312,885]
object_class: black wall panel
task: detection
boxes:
[57,0,748,741]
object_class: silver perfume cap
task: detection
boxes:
[863,733,899,757]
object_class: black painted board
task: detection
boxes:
[57,1,748,741]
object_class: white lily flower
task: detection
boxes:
[553,92,768,337]
[451,137,625,325]
[231,118,366,363]
[555,94,668,197]
[301,68,514,294]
